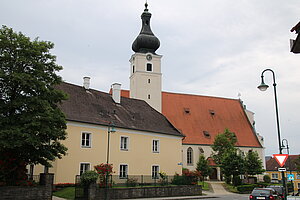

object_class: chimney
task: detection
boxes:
[83,77,90,90]
[111,83,121,104]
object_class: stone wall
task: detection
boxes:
[87,184,202,200]
[0,173,54,200]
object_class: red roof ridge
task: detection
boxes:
[162,91,240,101]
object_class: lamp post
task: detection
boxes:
[105,123,116,200]
[258,69,287,199]
[282,139,293,194]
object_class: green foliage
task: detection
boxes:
[53,187,75,200]
[196,154,212,181]
[80,171,98,186]
[172,169,200,185]
[236,184,256,193]
[244,151,264,176]
[263,175,271,183]
[212,129,237,164]
[220,149,245,186]
[0,26,68,183]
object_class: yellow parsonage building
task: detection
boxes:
[34,81,184,184]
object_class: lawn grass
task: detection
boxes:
[223,183,238,193]
[53,187,75,200]
[198,181,210,191]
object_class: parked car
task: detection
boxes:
[249,188,280,200]
[266,185,285,200]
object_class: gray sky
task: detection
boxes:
[1,0,300,156]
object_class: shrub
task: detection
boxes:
[263,175,271,183]
[232,176,242,186]
[80,171,98,186]
[236,184,256,193]
[126,178,138,187]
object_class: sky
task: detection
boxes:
[1,0,300,156]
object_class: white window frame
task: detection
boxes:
[187,147,193,165]
[272,173,278,179]
[119,164,128,179]
[81,132,92,148]
[146,62,153,72]
[152,139,160,153]
[120,136,129,151]
[152,165,159,179]
[79,162,90,175]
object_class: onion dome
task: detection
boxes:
[132,3,160,54]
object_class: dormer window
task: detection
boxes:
[184,108,190,114]
[147,63,152,71]
[203,131,211,138]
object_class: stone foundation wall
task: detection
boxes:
[87,185,202,200]
[0,173,54,200]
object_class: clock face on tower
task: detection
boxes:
[146,54,152,61]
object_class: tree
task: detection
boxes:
[0,26,67,184]
[212,128,237,164]
[244,150,265,183]
[294,155,300,173]
[196,154,212,182]
[220,148,245,186]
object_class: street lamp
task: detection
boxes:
[105,123,116,200]
[282,139,293,194]
[258,69,287,199]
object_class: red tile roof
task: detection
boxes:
[120,90,262,147]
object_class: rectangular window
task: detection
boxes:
[297,174,300,179]
[272,173,278,179]
[119,164,128,179]
[152,165,159,179]
[80,163,90,175]
[81,132,91,148]
[298,183,300,189]
[152,140,159,153]
[147,63,152,71]
[120,136,129,151]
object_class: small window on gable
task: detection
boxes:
[209,110,215,116]
[147,63,152,71]
[148,79,150,83]
[148,94,151,99]
[132,65,135,74]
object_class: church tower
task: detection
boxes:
[130,3,162,112]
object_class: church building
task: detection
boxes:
[122,3,265,180]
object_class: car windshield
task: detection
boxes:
[252,189,270,195]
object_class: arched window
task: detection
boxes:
[187,147,193,165]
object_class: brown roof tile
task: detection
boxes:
[266,155,300,171]
[56,82,183,137]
